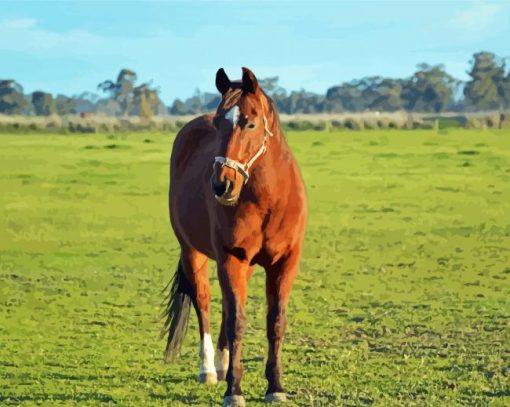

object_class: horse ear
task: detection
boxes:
[242,67,259,94]
[215,68,231,95]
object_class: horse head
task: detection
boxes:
[211,67,276,206]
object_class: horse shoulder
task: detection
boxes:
[171,114,216,177]
[263,160,307,263]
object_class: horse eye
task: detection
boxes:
[247,123,256,129]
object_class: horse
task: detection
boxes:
[163,67,307,407]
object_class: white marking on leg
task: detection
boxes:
[225,105,240,127]
[215,347,229,372]
[199,333,216,374]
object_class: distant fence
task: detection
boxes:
[0,111,509,134]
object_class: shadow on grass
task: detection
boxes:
[148,372,223,404]
[44,371,116,381]
[0,392,115,404]
[482,390,510,398]
[149,392,204,404]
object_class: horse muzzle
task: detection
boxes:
[210,178,240,206]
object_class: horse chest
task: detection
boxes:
[262,217,295,261]
[212,204,260,256]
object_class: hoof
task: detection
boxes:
[223,395,246,407]
[265,392,287,403]
[216,369,227,381]
[198,372,217,385]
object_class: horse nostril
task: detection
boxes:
[212,180,227,197]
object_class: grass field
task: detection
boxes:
[0,128,509,406]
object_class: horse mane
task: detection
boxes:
[264,93,282,137]
[218,86,243,112]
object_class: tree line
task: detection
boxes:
[1,52,509,118]
[0,69,166,118]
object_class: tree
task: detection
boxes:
[203,92,221,111]
[98,69,163,117]
[184,95,203,114]
[464,52,505,111]
[402,64,456,112]
[169,98,187,115]
[499,70,510,109]
[356,77,404,111]
[71,92,99,114]
[133,83,161,119]
[98,69,137,115]
[0,80,29,115]
[326,82,364,112]
[54,94,77,115]
[276,90,324,114]
[94,98,119,116]
[32,91,56,116]
[259,76,286,98]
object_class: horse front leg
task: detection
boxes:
[216,265,255,382]
[215,294,229,381]
[264,249,300,403]
[217,255,249,407]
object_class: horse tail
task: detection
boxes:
[161,258,193,362]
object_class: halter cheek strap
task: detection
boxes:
[214,116,273,184]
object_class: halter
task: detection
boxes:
[214,116,274,184]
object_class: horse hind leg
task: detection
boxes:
[185,249,218,384]
[164,247,217,384]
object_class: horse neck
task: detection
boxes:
[250,122,293,201]
[268,125,291,164]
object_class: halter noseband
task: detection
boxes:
[214,116,274,184]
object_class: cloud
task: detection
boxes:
[0,18,37,29]
[0,17,174,59]
[449,1,504,33]
[0,19,123,58]
[0,18,199,61]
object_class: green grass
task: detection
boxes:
[1,129,509,406]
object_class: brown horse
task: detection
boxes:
[163,67,307,406]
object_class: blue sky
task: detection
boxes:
[1,0,509,104]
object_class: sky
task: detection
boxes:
[1,0,509,104]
